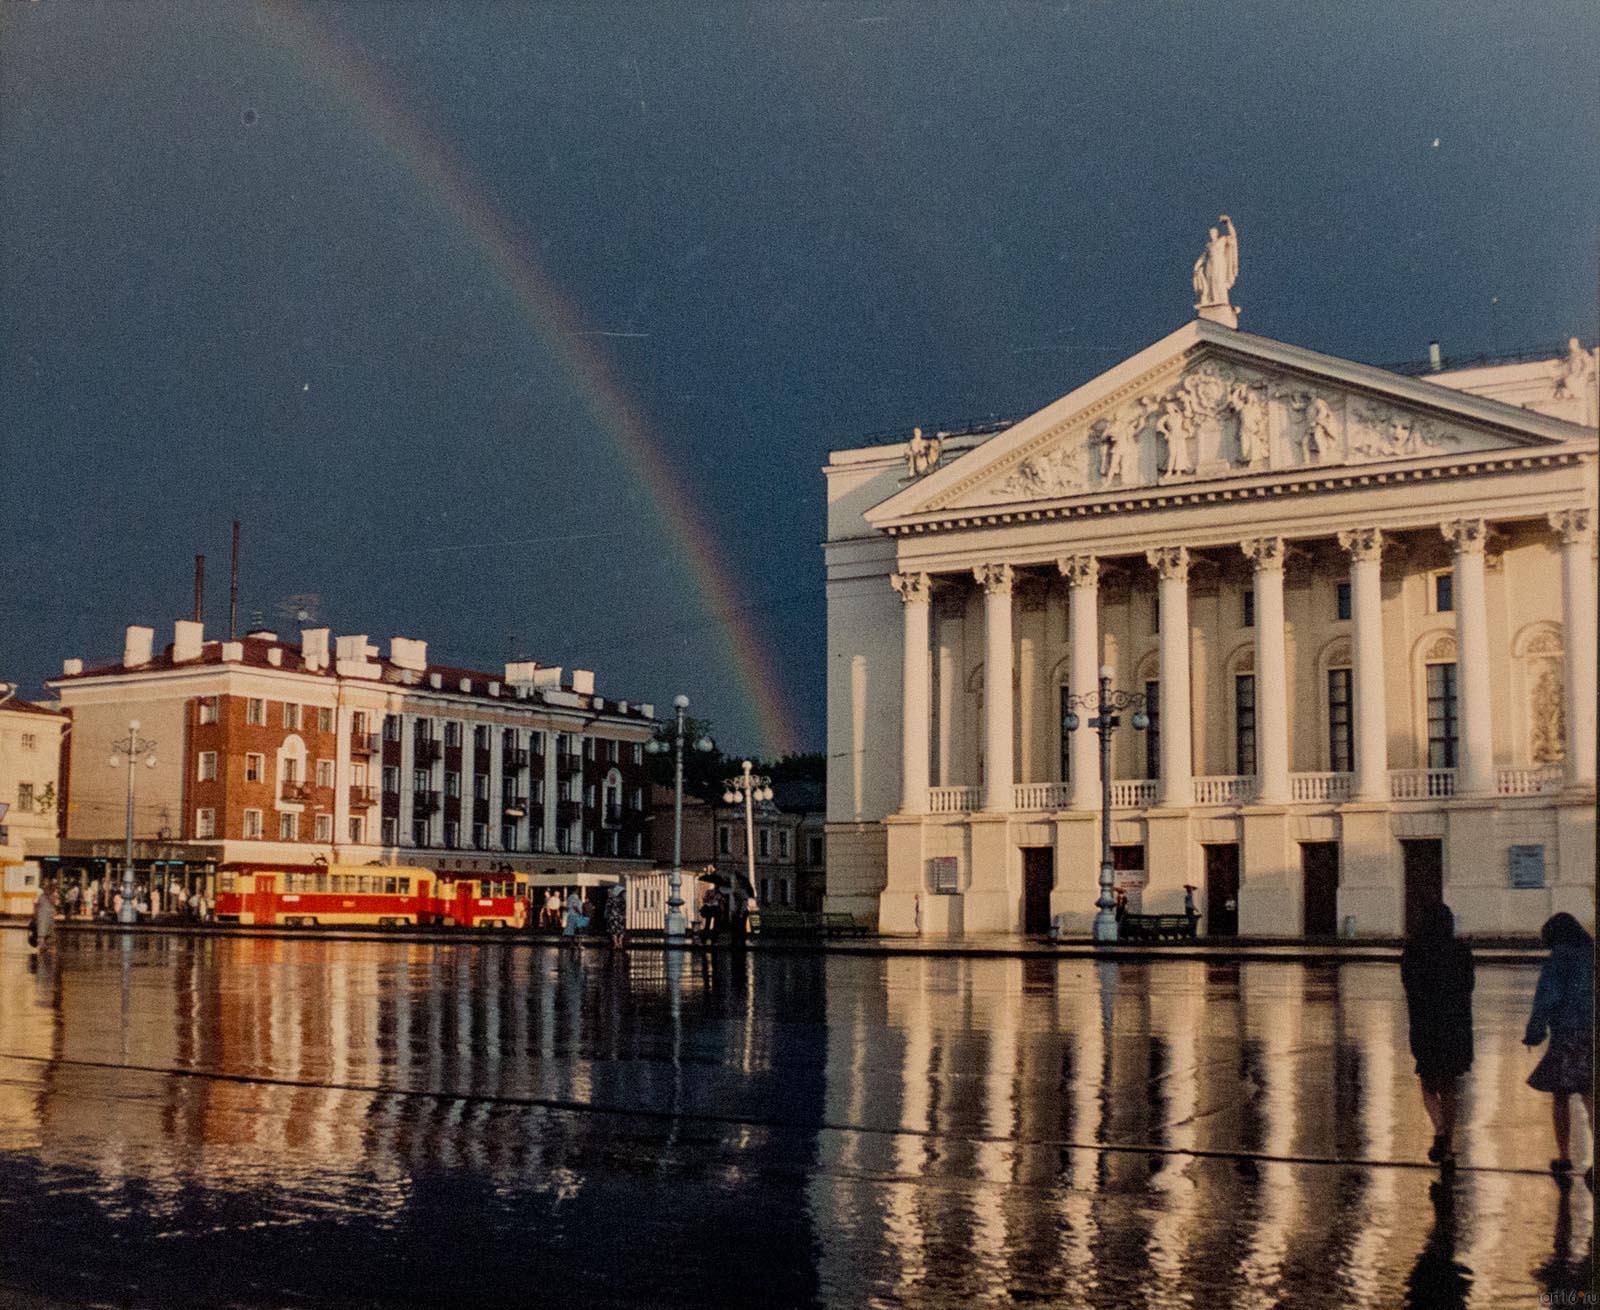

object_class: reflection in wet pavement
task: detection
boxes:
[0,932,1590,1308]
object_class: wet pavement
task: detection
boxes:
[0,931,1590,1308]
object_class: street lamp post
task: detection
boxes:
[108,720,158,925]
[722,761,773,905]
[1062,664,1148,943]
[644,696,714,942]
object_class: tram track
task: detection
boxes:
[0,1048,1557,1181]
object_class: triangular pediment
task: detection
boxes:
[867,321,1591,527]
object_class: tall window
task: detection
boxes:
[382,766,399,793]
[246,698,265,726]
[317,707,334,733]
[315,759,334,788]
[352,711,368,737]
[475,775,490,800]
[445,721,462,747]
[1426,663,1459,768]
[445,771,460,798]
[1144,680,1161,779]
[245,753,264,783]
[243,809,263,839]
[1335,582,1352,621]
[1234,674,1256,776]
[196,808,217,838]
[198,697,219,724]
[197,751,218,782]
[411,818,430,847]
[314,814,333,843]
[381,817,397,845]
[1242,590,1256,628]
[444,819,459,849]
[348,816,364,844]
[412,768,430,793]
[1432,571,1454,614]
[278,812,297,841]
[475,724,491,750]
[501,822,518,848]
[382,715,400,741]
[1058,684,1073,782]
[1328,668,1354,772]
[282,702,301,730]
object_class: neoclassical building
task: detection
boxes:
[824,304,1596,937]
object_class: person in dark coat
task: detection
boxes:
[1523,912,1595,1183]
[1399,902,1474,1168]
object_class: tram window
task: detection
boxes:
[219,872,236,892]
[384,877,397,894]
[397,878,410,895]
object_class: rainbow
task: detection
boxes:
[256,2,802,755]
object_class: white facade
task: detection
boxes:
[0,698,68,868]
[824,319,1597,937]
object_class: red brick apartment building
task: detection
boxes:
[47,620,657,891]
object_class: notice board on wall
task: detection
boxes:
[1508,845,1546,889]
[927,857,959,895]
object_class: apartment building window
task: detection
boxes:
[530,828,546,853]
[581,737,594,761]
[1144,680,1161,780]
[412,769,430,793]
[583,829,595,854]
[778,830,791,860]
[282,702,301,730]
[278,812,297,841]
[382,715,401,742]
[807,835,824,865]
[195,808,217,839]
[317,707,334,733]
[17,782,34,810]
[411,818,430,847]
[531,779,544,804]
[1328,668,1354,772]
[1234,675,1257,776]
[556,732,571,756]
[501,823,518,848]
[718,826,731,855]
[530,730,545,756]
[501,727,517,753]
[348,816,364,844]
[475,776,489,800]
[247,698,266,726]
[352,711,368,737]
[629,833,642,857]
[242,809,263,839]
[381,817,397,845]
[758,828,771,859]
[585,782,598,808]
[1432,571,1454,614]
[629,742,642,766]
[445,721,462,747]
[557,778,572,803]
[1335,582,1352,621]
[474,724,491,751]
[197,751,218,782]
[198,697,218,725]
[444,819,460,849]
[315,759,334,788]
[445,771,461,798]
[413,719,432,744]
[629,786,643,811]
[502,776,518,803]
[556,828,570,854]
[382,766,399,793]
[282,757,302,785]
[473,822,489,850]
[1426,663,1459,769]
[245,753,264,783]
[314,814,333,843]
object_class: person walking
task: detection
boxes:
[605,880,628,950]
[1523,912,1595,1184]
[562,889,587,947]
[29,882,58,953]
[1399,902,1475,1169]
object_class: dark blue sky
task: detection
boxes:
[3,2,1596,754]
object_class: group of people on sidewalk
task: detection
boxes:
[1401,907,1594,1183]
[32,878,211,926]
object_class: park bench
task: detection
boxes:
[1119,913,1198,942]
[754,908,823,938]
[822,912,868,938]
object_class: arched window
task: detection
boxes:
[602,768,624,827]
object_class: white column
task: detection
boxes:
[332,699,353,849]
[541,729,558,852]
[1147,547,1193,807]
[1059,555,1101,811]
[1338,528,1389,801]
[1549,509,1596,788]
[892,572,933,814]
[488,725,506,848]
[460,720,477,848]
[398,710,415,844]
[1241,537,1289,804]
[975,563,1015,812]
[1442,519,1495,796]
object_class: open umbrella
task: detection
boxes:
[696,869,755,896]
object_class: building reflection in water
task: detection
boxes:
[0,935,1591,1307]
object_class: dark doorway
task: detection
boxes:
[1301,842,1340,937]
[1402,839,1444,937]
[1022,847,1054,935]
[1204,844,1240,937]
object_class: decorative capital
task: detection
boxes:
[1548,507,1594,546]
[973,562,1014,597]
[1441,518,1488,555]
[1239,536,1285,571]
[1056,554,1099,589]
[1145,545,1190,582]
[1337,527,1384,563]
[890,571,932,605]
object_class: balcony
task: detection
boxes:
[1497,764,1563,795]
[502,796,527,817]
[603,803,623,829]
[1291,772,1353,803]
[503,748,530,772]
[1192,775,1257,806]
[412,789,441,816]
[1388,769,1456,800]
[280,781,313,804]
[349,731,379,756]
[556,799,582,822]
[557,752,583,775]
[349,784,377,808]
[413,739,442,766]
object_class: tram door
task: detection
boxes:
[253,875,276,925]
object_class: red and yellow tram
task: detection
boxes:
[214,864,529,929]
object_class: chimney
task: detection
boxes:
[1428,341,1442,372]
[504,660,539,685]
[62,658,83,676]
[123,625,154,668]
[301,627,330,671]
[173,619,204,662]
[389,637,428,671]
[267,648,283,667]
[571,669,595,695]
[531,667,563,688]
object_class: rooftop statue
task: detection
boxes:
[1193,215,1239,328]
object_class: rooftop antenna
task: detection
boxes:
[228,520,241,639]
[193,554,205,623]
